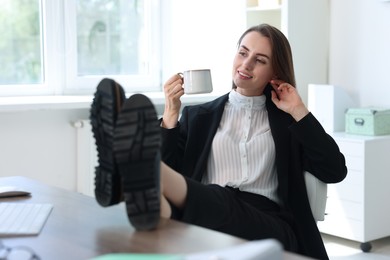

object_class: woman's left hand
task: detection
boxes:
[270,79,309,121]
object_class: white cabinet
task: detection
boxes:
[246,0,282,29]
[245,0,329,104]
[318,133,390,252]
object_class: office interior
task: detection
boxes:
[1,1,390,259]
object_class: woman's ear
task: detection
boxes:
[269,76,277,84]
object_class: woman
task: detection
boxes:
[90,24,347,260]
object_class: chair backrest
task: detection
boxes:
[304,171,327,221]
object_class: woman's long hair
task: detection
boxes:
[233,23,296,89]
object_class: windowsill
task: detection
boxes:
[0,92,222,112]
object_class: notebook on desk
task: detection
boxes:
[0,203,53,236]
[91,239,283,260]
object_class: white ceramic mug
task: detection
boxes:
[180,69,213,94]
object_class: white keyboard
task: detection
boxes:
[0,203,53,236]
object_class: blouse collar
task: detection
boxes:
[228,90,266,110]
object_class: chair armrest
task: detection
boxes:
[304,171,327,221]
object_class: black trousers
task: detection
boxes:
[170,177,298,252]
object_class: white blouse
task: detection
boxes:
[202,90,280,204]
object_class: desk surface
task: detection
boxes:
[0,176,310,260]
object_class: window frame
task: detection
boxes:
[0,0,162,96]
[63,0,162,95]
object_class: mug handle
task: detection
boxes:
[177,72,184,83]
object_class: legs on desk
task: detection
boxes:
[89,79,298,252]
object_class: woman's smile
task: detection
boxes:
[238,70,253,79]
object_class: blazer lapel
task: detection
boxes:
[264,85,294,204]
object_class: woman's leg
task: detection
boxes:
[157,162,297,249]
[159,162,188,218]
[177,180,298,251]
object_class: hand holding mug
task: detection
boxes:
[162,74,184,128]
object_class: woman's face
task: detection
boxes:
[232,31,274,96]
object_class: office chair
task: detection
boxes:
[304,171,327,222]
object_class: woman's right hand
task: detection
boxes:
[162,73,185,128]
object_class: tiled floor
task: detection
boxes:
[322,234,390,260]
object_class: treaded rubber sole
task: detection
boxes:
[90,78,125,207]
[114,94,161,231]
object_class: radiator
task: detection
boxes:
[73,114,163,197]
[73,120,97,197]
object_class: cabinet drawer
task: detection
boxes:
[328,169,364,191]
[325,198,363,220]
[328,183,364,203]
[327,171,363,202]
[318,215,364,242]
[345,155,364,171]
[337,140,364,157]
[343,169,363,186]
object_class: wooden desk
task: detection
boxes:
[0,176,310,260]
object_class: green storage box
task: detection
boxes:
[345,107,390,135]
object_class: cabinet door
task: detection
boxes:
[329,139,364,204]
[318,138,365,241]
[318,212,364,241]
[246,2,282,29]
[321,134,390,242]
[284,0,329,103]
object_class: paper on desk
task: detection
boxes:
[185,239,283,260]
[91,254,182,260]
[91,239,282,260]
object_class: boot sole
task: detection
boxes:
[114,94,161,231]
[90,78,125,207]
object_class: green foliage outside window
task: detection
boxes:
[0,0,42,85]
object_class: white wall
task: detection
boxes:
[328,0,390,107]
[161,0,246,94]
[0,109,87,190]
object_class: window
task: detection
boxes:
[0,0,161,96]
[0,0,42,85]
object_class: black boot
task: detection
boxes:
[90,78,125,207]
[114,94,161,231]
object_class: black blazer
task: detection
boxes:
[161,85,347,260]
